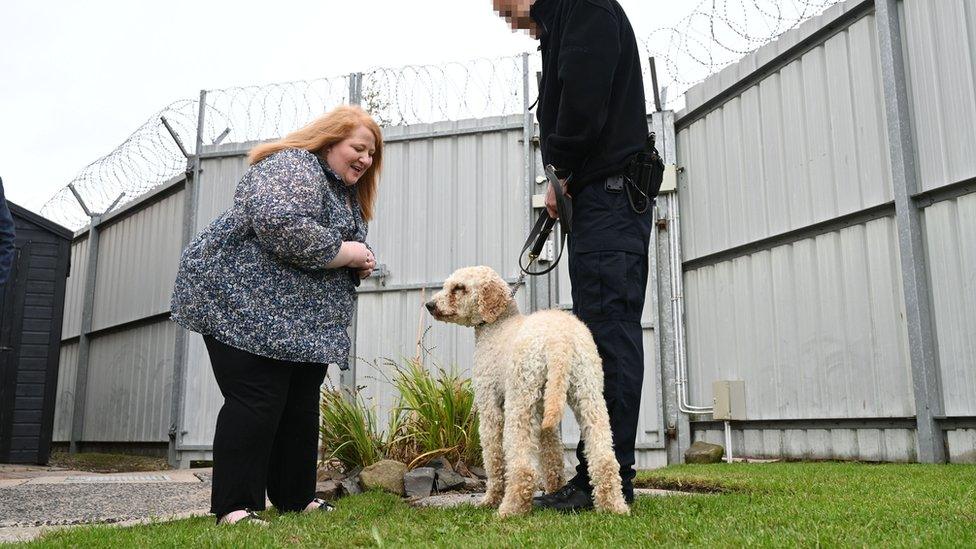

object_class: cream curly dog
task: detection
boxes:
[426,266,629,517]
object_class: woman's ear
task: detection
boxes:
[477,276,511,324]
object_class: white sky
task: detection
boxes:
[0,0,689,213]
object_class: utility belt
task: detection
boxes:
[515,133,665,283]
[616,132,666,214]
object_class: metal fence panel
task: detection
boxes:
[681,1,868,114]
[179,332,222,447]
[51,342,78,442]
[60,237,89,339]
[677,14,892,263]
[923,194,976,416]
[697,426,916,462]
[352,115,528,424]
[90,191,184,332]
[946,430,976,464]
[195,144,254,228]
[902,0,976,192]
[683,216,913,419]
[366,116,526,286]
[81,320,175,442]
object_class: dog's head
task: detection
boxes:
[425,266,512,327]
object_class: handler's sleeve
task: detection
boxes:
[546,2,621,172]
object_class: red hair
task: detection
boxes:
[249,105,383,221]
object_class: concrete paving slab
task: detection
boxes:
[412,488,696,509]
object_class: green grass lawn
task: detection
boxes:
[21,462,976,548]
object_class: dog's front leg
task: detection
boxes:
[476,392,505,508]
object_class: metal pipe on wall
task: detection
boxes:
[667,194,712,414]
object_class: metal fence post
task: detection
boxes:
[874,0,946,463]
[341,72,364,398]
[521,53,546,313]
[655,194,689,464]
[349,72,364,106]
[168,90,207,468]
[68,212,101,454]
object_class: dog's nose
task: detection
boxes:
[425,300,436,313]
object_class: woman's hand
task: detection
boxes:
[328,241,375,270]
[343,241,375,270]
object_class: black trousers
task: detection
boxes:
[204,335,327,517]
[566,177,652,498]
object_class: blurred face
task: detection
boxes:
[492,0,537,35]
[325,125,376,185]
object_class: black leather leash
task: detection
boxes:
[511,164,572,297]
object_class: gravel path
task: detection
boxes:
[0,474,212,529]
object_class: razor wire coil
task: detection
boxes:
[42,0,844,230]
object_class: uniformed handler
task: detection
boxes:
[493,0,654,512]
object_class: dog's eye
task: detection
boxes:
[453,284,466,293]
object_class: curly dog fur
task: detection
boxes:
[426,266,629,517]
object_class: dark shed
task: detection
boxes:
[0,201,72,464]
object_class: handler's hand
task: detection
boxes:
[545,179,571,219]
[357,267,373,279]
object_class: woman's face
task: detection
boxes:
[325,125,376,185]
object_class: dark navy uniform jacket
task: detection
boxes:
[530,0,648,196]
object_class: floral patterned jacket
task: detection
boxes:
[170,148,367,369]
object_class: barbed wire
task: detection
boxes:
[642,0,845,108]
[42,0,844,230]
[363,56,525,127]
[40,57,528,230]
[40,99,200,230]
[203,76,351,146]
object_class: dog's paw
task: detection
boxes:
[497,500,530,518]
[478,494,503,508]
[597,498,631,516]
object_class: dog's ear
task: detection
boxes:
[477,275,511,324]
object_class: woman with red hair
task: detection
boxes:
[171,105,383,525]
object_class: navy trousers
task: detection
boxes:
[566,176,652,499]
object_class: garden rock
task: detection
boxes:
[435,470,466,492]
[315,480,341,501]
[455,461,472,478]
[335,467,363,495]
[340,476,363,496]
[317,468,343,482]
[360,460,408,496]
[468,465,486,479]
[685,441,725,464]
[426,457,454,474]
[463,477,485,492]
[403,467,436,498]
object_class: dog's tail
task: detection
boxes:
[542,341,572,431]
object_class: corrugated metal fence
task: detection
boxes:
[671,0,976,463]
[50,0,976,466]
[51,91,672,467]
